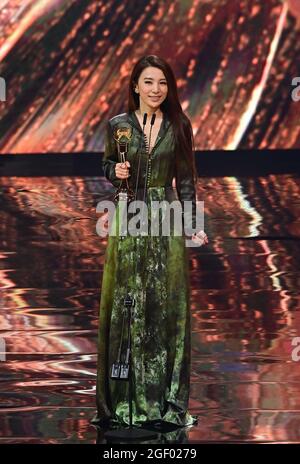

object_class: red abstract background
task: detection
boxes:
[0,0,299,154]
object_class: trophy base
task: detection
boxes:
[114,189,136,203]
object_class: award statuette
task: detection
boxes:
[113,124,135,203]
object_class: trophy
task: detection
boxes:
[113,124,135,203]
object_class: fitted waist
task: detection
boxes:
[135,185,173,190]
[130,186,179,202]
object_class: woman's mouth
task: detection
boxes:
[149,96,161,100]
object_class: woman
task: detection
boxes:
[93,55,208,429]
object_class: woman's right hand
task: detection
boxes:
[115,161,130,179]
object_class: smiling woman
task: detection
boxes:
[92,55,208,431]
[132,66,168,154]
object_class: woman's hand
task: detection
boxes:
[115,161,130,179]
[191,230,209,246]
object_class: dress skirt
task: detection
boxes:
[94,186,198,427]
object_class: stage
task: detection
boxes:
[0,171,299,444]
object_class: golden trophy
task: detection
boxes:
[113,124,135,203]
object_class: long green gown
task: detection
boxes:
[94,110,198,428]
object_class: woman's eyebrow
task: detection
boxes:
[143,77,167,81]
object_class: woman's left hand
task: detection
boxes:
[191,230,209,246]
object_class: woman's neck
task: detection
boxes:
[135,107,163,119]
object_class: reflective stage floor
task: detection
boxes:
[0,174,299,443]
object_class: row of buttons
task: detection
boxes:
[146,155,152,188]
[144,134,152,188]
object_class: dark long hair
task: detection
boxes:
[128,55,197,186]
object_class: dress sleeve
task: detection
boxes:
[175,122,198,235]
[102,120,122,188]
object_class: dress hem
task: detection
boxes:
[90,412,198,430]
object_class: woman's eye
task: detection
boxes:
[144,81,167,85]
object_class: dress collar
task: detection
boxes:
[128,110,171,151]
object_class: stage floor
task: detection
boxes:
[0,174,299,444]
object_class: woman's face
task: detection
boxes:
[135,66,168,110]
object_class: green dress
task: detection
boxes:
[94,110,198,428]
